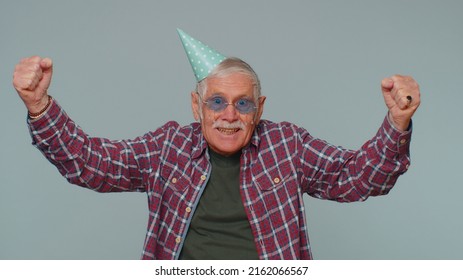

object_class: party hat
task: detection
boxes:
[177,28,226,82]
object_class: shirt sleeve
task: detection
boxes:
[299,115,412,202]
[28,99,163,193]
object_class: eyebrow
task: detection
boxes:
[208,93,254,101]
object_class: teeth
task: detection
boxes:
[218,128,239,135]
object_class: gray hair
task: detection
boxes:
[195,57,261,100]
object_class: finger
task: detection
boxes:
[19,56,41,69]
[14,61,36,75]
[23,66,43,90]
[28,74,42,91]
[36,58,53,93]
[405,95,412,108]
[381,78,393,97]
[395,92,412,110]
[27,56,42,64]
[381,78,394,93]
[13,57,41,94]
[17,56,42,71]
[33,65,44,87]
[40,57,53,70]
[15,78,34,90]
[14,69,42,91]
[14,69,36,89]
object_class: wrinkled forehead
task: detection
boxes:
[204,73,255,98]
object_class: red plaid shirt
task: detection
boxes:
[28,99,411,259]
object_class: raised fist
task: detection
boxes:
[381,75,421,131]
[13,56,53,114]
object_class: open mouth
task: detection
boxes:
[217,128,240,135]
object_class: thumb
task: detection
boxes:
[37,58,53,93]
[380,77,397,111]
[40,57,53,70]
[381,78,394,94]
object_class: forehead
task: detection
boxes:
[205,73,254,98]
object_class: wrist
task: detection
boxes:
[29,95,52,119]
[387,111,410,132]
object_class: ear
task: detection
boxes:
[191,91,200,121]
[254,96,266,123]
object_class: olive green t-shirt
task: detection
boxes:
[179,149,259,260]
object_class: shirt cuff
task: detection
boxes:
[382,114,412,157]
[27,98,68,148]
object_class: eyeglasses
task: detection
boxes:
[199,94,257,114]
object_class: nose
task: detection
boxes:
[220,103,239,122]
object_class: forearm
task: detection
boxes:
[345,114,411,200]
[303,115,411,202]
[28,99,148,192]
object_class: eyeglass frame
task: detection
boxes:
[196,92,260,115]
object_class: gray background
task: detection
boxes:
[1,0,461,259]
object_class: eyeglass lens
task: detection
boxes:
[205,96,256,114]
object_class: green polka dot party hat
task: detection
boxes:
[177,28,226,82]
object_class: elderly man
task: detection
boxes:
[12,30,420,260]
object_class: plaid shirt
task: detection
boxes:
[28,99,411,260]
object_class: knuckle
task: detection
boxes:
[23,78,32,86]
[21,72,33,80]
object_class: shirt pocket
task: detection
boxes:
[253,159,295,192]
[160,167,190,193]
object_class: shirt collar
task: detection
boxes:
[191,122,208,159]
[250,122,261,148]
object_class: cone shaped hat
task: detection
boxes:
[177,28,226,82]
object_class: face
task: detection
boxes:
[191,73,266,157]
